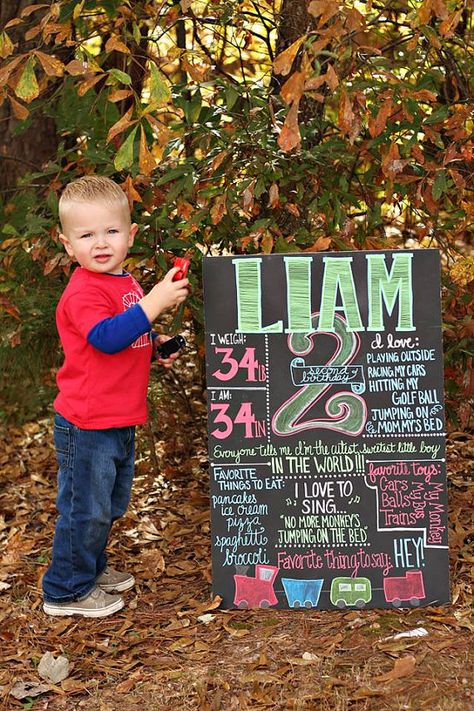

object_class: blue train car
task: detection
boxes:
[281,578,324,608]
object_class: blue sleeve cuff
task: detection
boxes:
[87,304,151,354]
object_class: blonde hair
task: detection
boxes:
[59,176,130,230]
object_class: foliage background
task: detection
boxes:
[0,0,473,426]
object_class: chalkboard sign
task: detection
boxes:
[203,250,449,610]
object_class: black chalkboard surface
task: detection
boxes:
[203,250,449,610]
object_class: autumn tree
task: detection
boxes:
[0,0,473,425]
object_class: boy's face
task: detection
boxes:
[59,200,137,275]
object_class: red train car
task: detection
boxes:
[233,565,279,608]
[384,570,425,607]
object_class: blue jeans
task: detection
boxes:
[42,414,135,602]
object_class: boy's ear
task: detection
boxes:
[59,233,75,258]
[128,222,138,246]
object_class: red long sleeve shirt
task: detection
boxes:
[54,267,153,429]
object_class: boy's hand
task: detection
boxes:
[139,267,189,323]
[153,335,181,368]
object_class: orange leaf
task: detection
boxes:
[439,9,463,37]
[182,57,209,82]
[65,59,87,76]
[304,236,331,252]
[261,231,274,254]
[281,70,305,105]
[368,98,393,138]
[418,0,433,24]
[242,179,256,212]
[5,18,24,29]
[105,35,131,55]
[210,150,228,174]
[411,144,425,165]
[268,183,280,208]
[422,183,438,214]
[116,671,142,694]
[431,0,449,20]
[9,95,29,120]
[273,36,306,76]
[337,87,354,136]
[304,75,325,92]
[107,106,134,143]
[176,200,194,220]
[286,203,300,217]
[20,4,50,18]
[325,64,339,92]
[34,50,64,77]
[24,24,42,42]
[43,253,64,275]
[211,195,226,225]
[308,0,339,25]
[277,102,301,152]
[0,31,14,59]
[122,175,142,207]
[381,142,405,178]
[375,655,416,683]
[139,125,156,176]
[107,88,133,103]
[77,73,103,96]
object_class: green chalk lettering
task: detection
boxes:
[319,257,364,332]
[367,253,415,331]
[285,256,313,333]
[233,258,283,333]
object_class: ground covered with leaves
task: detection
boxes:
[0,376,473,710]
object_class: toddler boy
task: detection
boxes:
[42,176,189,617]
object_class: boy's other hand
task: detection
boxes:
[153,334,182,368]
[139,267,189,323]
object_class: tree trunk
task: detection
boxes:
[0,1,59,196]
[271,0,321,124]
[271,0,314,91]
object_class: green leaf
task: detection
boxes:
[184,90,202,124]
[155,166,188,186]
[161,237,189,250]
[2,224,18,235]
[148,63,171,107]
[108,68,132,85]
[114,125,138,170]
[225,85,239,110]
[132,22,141,45]
[274,236,299,253]
[14,56,39,103]
[424,106,449,125]
[432,170,447,201]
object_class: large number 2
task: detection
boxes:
[272,313,367,437]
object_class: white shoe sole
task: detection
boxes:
[43,596,124,618]
[98,575,135,593]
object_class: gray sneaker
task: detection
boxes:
[43,587,124,618]
[96,566,135,593]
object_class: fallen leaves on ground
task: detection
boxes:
[0,397,473,710]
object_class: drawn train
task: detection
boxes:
[233,565,279,608]
[282,578,324,608]
[383,570,425,607]
[232,566,426,609]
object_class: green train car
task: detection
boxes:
[330,577,372,608]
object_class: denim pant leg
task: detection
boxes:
[42,415,135,603]
[96,432,136,576]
